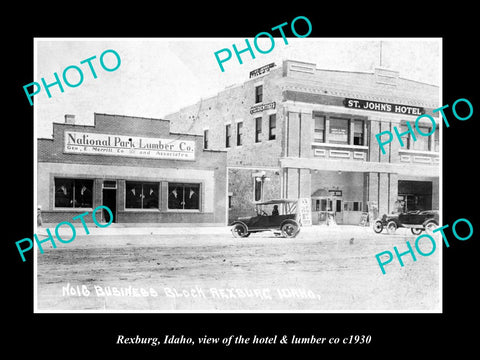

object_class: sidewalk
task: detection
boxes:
[39,222,375,237]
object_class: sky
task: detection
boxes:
[34,38,441,139]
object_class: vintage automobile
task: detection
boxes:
[230,199,301,238]
[373,210,439,235]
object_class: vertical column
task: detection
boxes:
[390,122,400,163]
[300,110,313,158]
[369,119,380,163]
[287,111,300,157]
[117,180,125,211]
[432,177,439,210]
[299,168,311,198]
[160,181,169,212]
[93,178,103,209]
[286,168,299,199]
[378,173,389,215]
[379,122,390,163]
[367,172,379,217]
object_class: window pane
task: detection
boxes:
[320,199,327,211]
[314,115,325,130]
[168,183,185,209]
[142,182,159,209]
[399,124,411,148]
[412,127,430,151]
[168,183,200,210]
[434,127,439,152]
[354,120,364,145]
[184,184,200,209]
[353,202,360,211]
[55,178,74,208]
[269,114,276,140]
[255,85,263,103]
[237,122,243,146]
[74,180,93,208]
[336,200,342,212]
[225,124,231,147]
[255,117,262,142]
[254,177,262,201]
[329,118,349,144]
[203,129,208,149]
[126,182,143,209]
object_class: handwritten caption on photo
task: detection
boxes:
[62,283,321,301]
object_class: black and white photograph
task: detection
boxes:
[7,8,478,356]
[32,37,442,312]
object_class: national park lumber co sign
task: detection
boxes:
[64,131,195,161]
[343,98,425,116]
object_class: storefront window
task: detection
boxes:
[313,114,325,143]
[54,178,93,208]
[329,117,349,144]
[168,183,200,210]
[126,181,159,209]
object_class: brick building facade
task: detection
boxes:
[165,60,440,225]
[37,113,227,225]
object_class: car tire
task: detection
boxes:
[424,221,438,235]
[411,228,423,235]
[386,221,397,234]
[231,223,249,238]
[281,222,299,238]
[373,220,384,234]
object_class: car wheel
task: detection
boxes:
[231,223,249,238]
[411,228,423,235]
[373,220,384,234]
[281,222,299,238]
[425,221,438,235]
[386,221,397,234]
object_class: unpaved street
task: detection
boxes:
[36,225,440,312]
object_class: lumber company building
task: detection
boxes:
[37,113,227,225]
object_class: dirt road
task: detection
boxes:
[35,226,440,312]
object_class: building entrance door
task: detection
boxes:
[333,198,343,224]
[102,181,117,223]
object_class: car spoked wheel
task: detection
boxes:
[231,224,249,238]
[373,220,384,234]
[281,223,299,238]
[386,221,397,234]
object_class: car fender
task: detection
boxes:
[280,219,300,229]
[230,220,249,231]
[422,218,438,227]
